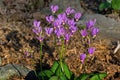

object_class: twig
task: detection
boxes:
[113,41,120,54]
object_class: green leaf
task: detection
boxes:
[60,75,68,80]
[49,76,59,80]
[38,70,54,78]
[78,25,86,29]
[99,2,111,11]
[55,65,64,76]
[107,0,112,3]
[90,73,107,80]
[77,73,91,80]
[55,9,63,15]
[112,0,120,10]
[51,61,59,73]
[62,62,72,79]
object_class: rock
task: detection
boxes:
[0,0,5,15]
[0,0,4,8]
[40,7,51,15]
[0,63,30,80]
[78,13,120,40]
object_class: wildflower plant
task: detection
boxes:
[79,19,107,80]
[33,20,44,80]
[80,19,99,64]
[32,5,107,80]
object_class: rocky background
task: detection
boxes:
[0,0,120,80]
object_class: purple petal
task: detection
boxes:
[67,19,76,26]
[69,25,77,33]
[80,53,86,64]
[46,15,54,23]
[54,26,65,38]
[58,13,67,24]
[53,19,62,28]
[65,33,71,42]
[50,5,59,13]
[66,7,75,15]
[86,19,96,29]
[74,12,82,21]
[45,27,53,36]
[33,20,41,27]
[25,51,29,57]
[32,28,39,35]
[32,26,42,35]
[36,36,44,42]
[80,29,88,37]
[91,27,99,37]
[88,47,95,54]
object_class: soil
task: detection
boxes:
[0,0,120,80]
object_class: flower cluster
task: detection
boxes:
[33,20,44,42]
[80,19,99,38]
[32,5,99,64]
[33,5,82,44]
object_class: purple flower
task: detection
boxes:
[67,19,76,26]
[32,26,42,35]
[33,20,40,27]
[74,12,82,21]
[80,29,88,37]
[80,53,86,64]
[88,47,95,55]
[36,36,44,42]
[33,20,42,35]
[86,19,96,29]
[32,28,39,35]
[91,27,99,37]
[46,15,54,23]
[25,51,29,57]
[33,20,44,42]
[65,7,75,15]
[54,26,65,38]
[53,19,62,28]
[64,34,71,43]
[69,25,77,33]
[50,5,59,13]
[45,27,53,36]
[58,13,67,25]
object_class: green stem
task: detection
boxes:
[60,39,65,72]
[82,54,88,73]
[40,42,44,80]
[82,36,90,73]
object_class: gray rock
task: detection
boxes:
[0,0,4,8]
[0,63,30,80]
[78,13,120,40]
[0,0,5,15]
[40,7,51,15]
